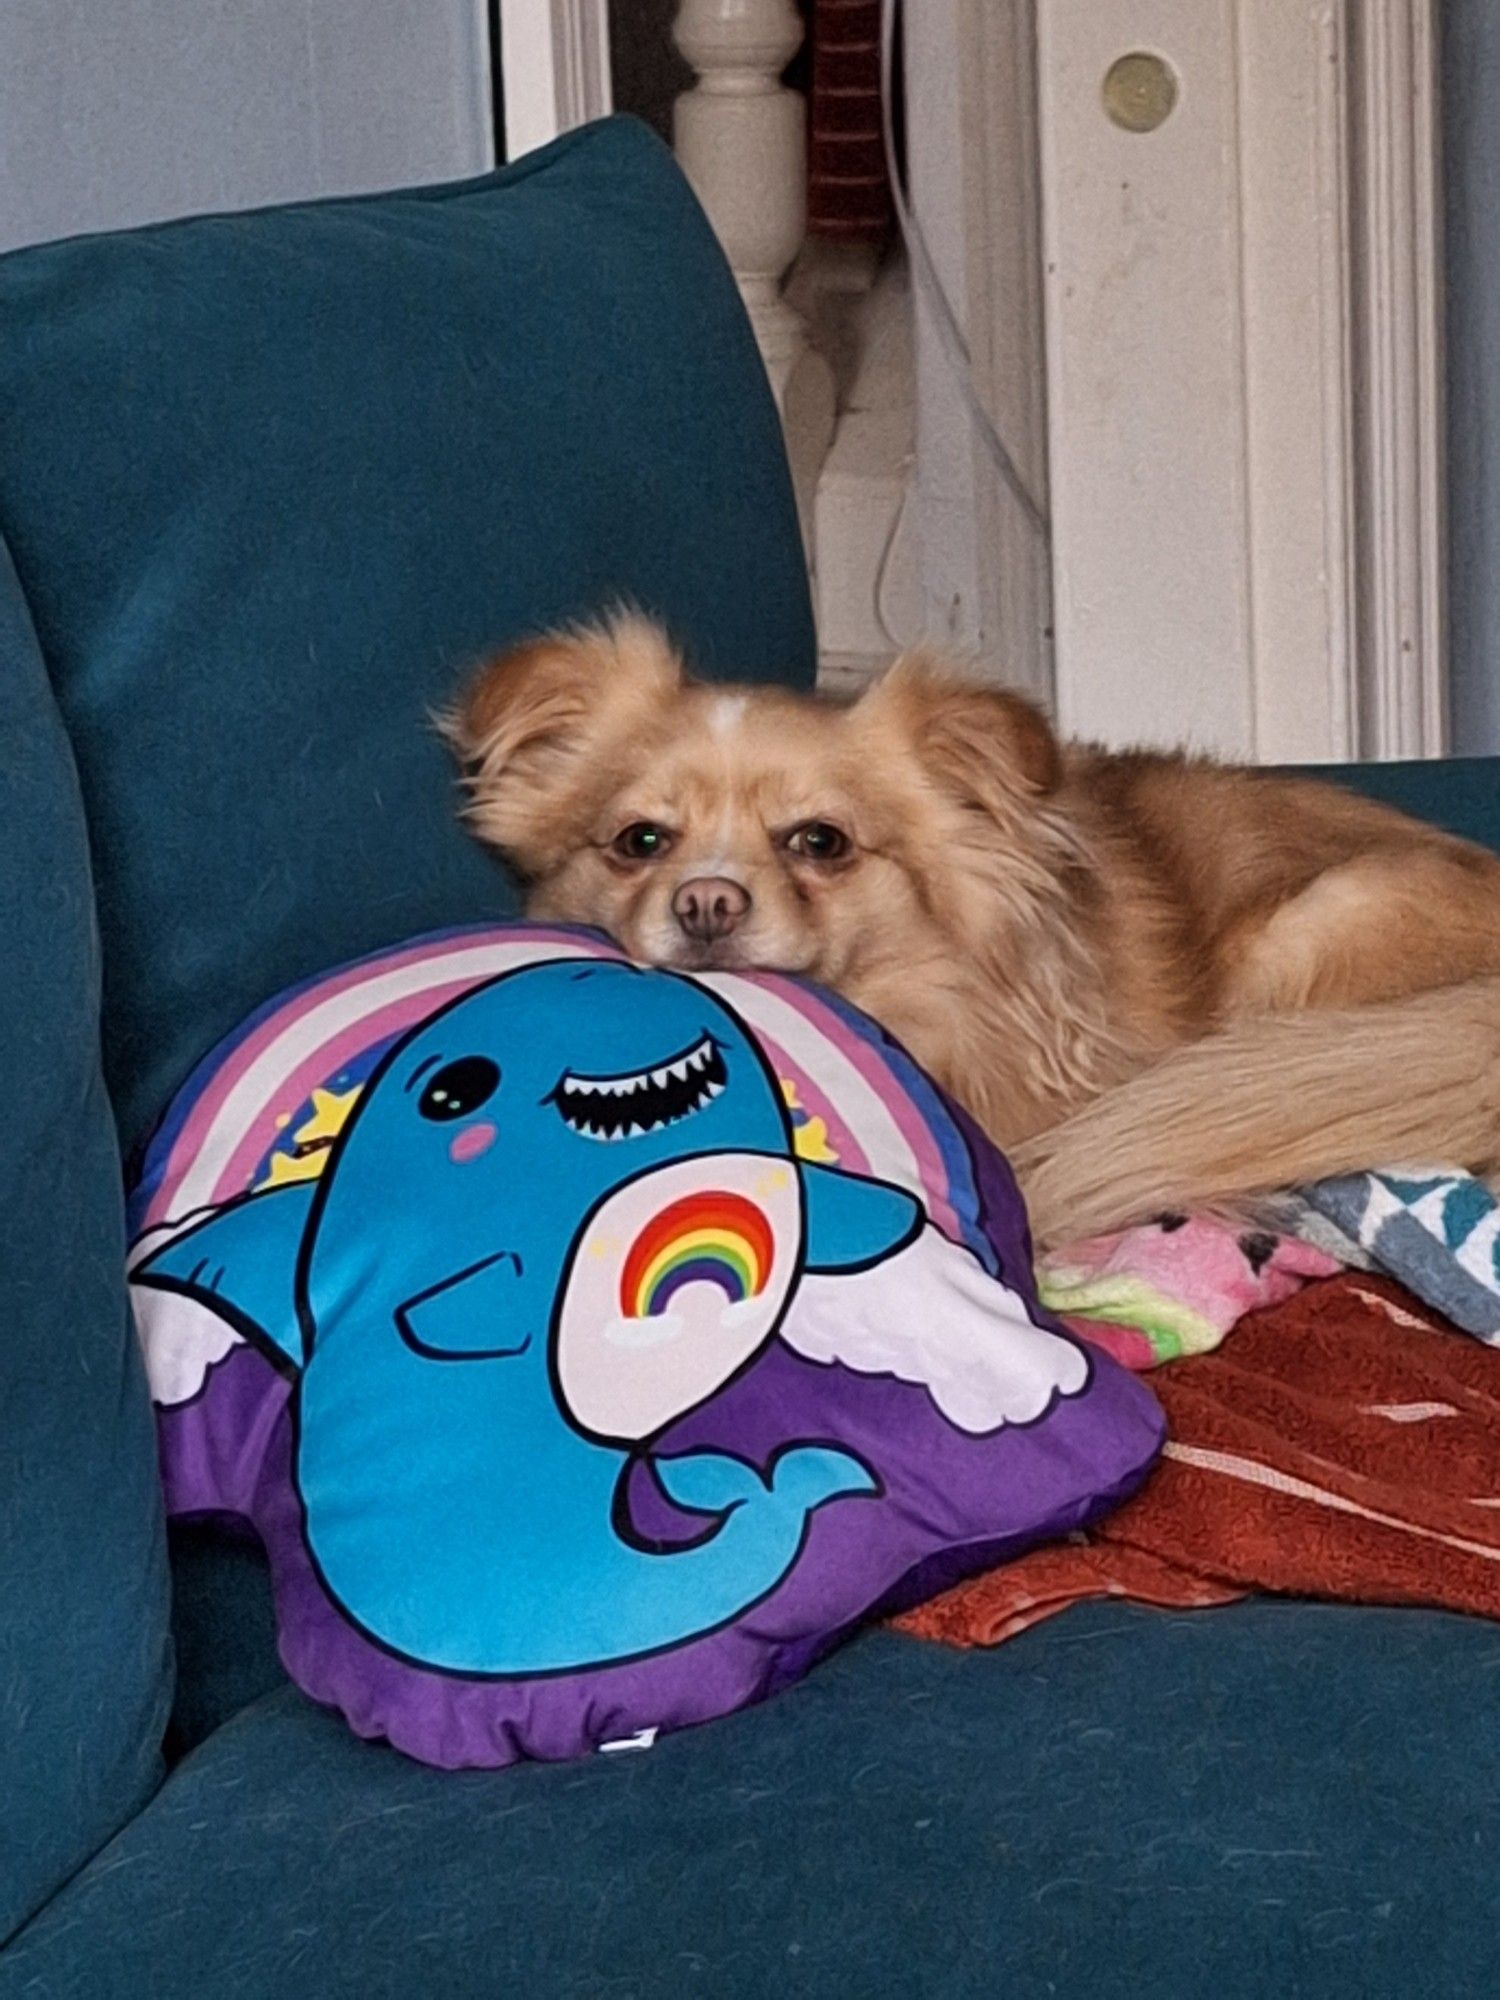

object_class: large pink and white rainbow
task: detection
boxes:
[130,924,983,1269]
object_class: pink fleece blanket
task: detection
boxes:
[1038,1213,1339,1370]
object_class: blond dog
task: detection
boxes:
[446,615,1500,1247]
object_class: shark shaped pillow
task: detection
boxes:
[128,924,1164,1767]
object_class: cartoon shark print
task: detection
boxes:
[131,961,1087,1677]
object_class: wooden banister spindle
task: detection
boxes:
[673,0,835,553]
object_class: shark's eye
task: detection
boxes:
[418,1056,500,1122]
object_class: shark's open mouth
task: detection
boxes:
[550,1034,727,1141]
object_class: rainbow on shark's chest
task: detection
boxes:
[619,1188,777,1318]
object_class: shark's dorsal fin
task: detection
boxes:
[130,1181,318,1372]
[798,1161,922,1274]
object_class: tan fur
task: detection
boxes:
[446,614,1500,1248]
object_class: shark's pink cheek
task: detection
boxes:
[449,1121,498,1165]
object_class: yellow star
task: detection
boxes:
[255,1084,362,1189]
[779,1076,838,1164]
[300,1086,361,1143]
[259,1149,318,1188]
[792,1116,837,1165]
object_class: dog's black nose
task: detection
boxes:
[672,876,751,943]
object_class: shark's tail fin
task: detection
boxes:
[654,1443,876,1522]
[767,1441,879,1512]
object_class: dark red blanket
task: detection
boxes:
[896,1275,1500,1646]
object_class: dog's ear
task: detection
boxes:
[858,649,1060,815]
[442,613,683,872]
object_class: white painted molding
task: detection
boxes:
[1348,0,1447,758]
[1038,0,1445,764]
[1237,0,1361,764]
[500,0,612,161]
[672,0,835,559]
[905,0,1053,708]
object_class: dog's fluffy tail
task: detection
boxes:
[1011,978,1500,1250]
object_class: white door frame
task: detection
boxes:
[1346,0,1446,760]
[499,0,612,161]
[910,0,1445,764]
[905,0,1054,712]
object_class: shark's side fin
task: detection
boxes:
[799,1162,922,1274]
[130,1182,317,1372]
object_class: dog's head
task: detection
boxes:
[444,614,1064,989]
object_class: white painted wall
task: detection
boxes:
[0,0,494,254]
[1040,2,1256,758]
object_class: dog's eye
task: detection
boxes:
[613,822,673,861]
[786,821,850,862]
[418,1056,501,1121]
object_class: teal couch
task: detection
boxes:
[2,117,1498,1998]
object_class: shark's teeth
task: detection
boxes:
[551,1035,727,1141]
